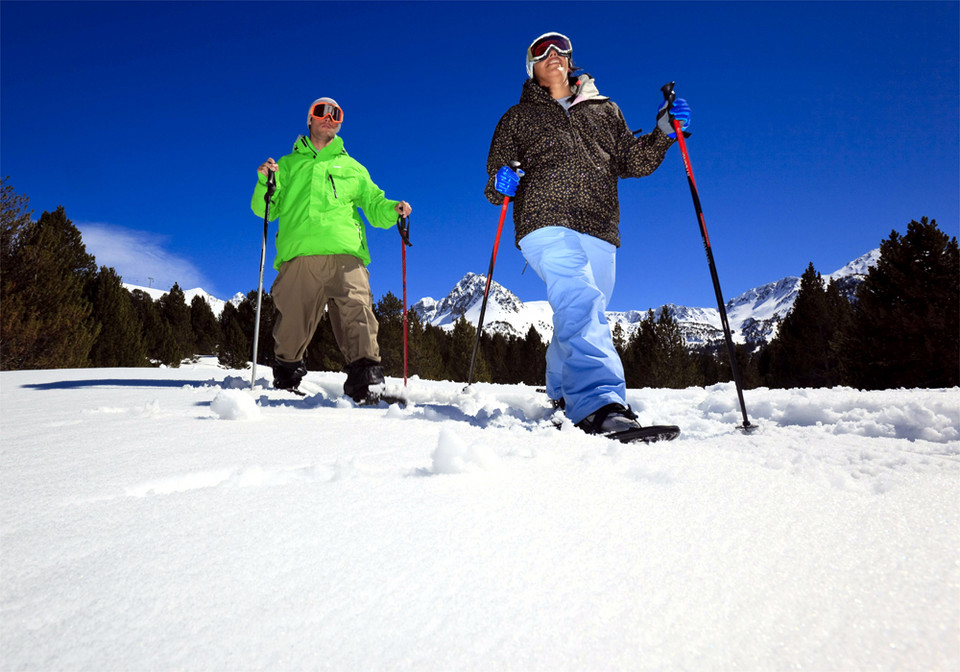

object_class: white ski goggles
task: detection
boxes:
[527,33,573,63]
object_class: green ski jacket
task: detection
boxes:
[252,135,399,269]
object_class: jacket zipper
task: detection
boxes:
[328,174,338,198]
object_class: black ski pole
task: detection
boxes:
[661,82,755,432]
[397,214,412,386]
[250,170,276,390]
[466,160,521,387]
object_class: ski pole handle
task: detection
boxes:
[265,170,277,201]
[490,160,520,270]
[397,214,412,247]
[660,81,690,139]
[660,81,676,109]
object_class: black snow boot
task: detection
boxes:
[272,358,307,391]
[575,403,642,437]
[343,358,385,403]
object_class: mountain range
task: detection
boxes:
[412,249,881,348]
[124,249,880,349]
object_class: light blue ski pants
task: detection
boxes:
[519,226,627,424]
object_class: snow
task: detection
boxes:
[2,359,958,670]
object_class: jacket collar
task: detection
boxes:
[293,133,345,159]
[520,72,608,107]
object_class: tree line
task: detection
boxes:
[2,179,957,389]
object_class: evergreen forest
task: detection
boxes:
[3,179,957,390]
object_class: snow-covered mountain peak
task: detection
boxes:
[413,273,551,340]
[414,273,523,326]
[828,248,881,280]
[122,283,228,317]
[415,248,881,348]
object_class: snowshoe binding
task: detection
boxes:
[343,358,405,407]
[575,403,680,444]
[272,358,307,396]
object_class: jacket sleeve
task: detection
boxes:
[484,110,520,206]
[613,103,675,179]
[357,164,399,229]
[250,170,282,220]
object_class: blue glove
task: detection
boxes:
[494,165,524,197]
[656,98,691,138]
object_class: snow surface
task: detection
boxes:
[2,359,958,670]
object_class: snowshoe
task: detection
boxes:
[575,403,680,444]
[355,386,407,408]
[343,360,407,407]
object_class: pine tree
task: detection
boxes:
[692,345,725,385]
[130,289,179,366]
[764,263,852,388]
[407,313,445,381]
[158,284,194,365]
[611,322,627,356]
[842,217,959,389]
[1,179,35,368]
[87,266,147,367]
[823,279,854,382]
[190,295,221,356]
[623,308,698,388]
[654,308,700,388]
[1,178,31,271]
[217,301,250,370]
[374,291,404,377]
[518,325,547,385]
[0,203,99,369]
[447,316,489,382]
[235,290,275,366]
[481,332,511,383]
[624,309,658,387]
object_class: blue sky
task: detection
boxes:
[2,1,957,312]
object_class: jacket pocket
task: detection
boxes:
[326,164,360,203]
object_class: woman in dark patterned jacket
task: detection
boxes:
[484,32,691,439]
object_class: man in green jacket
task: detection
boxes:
[252,97,412,402]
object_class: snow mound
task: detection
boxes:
[210,389,261,420]
[431,426,502,474]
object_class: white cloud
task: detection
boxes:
[78,222,211,292]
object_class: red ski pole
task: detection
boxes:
[661,82,755,432]
[466,161,520,387]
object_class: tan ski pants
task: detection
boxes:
[271,254,380,366]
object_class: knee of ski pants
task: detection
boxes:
[520,227,617,332]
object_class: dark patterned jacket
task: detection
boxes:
[485,74,675,248]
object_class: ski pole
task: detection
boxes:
[467,161,520,387]
[250,170,276,390]
[661,82,755,432]
[397,214,412,386]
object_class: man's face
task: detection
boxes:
[310,116,343,142]
[310,114,341,139]
[533,46,569,81]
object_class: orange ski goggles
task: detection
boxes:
[310,102,344,123]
